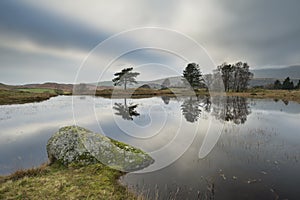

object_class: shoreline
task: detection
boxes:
[94,88,300,103]
[1,88,300,105]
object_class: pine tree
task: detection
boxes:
[282,77,294,90]
[182,63,204,90]
[296,80,300,89]
[112,67,140,90]
[274,80,282,89]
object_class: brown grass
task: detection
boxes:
[226,89,300,103]
[95,87,300,104]
[0,89,57,105]
[95,88,208,98]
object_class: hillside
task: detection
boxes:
[251,65,300,79]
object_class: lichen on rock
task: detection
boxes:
[47,126,154,172]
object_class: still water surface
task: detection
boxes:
[0,96,299,199]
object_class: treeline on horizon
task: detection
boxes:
[270,77,300,90]
[74,61,300,94]
[110,61,255,93]
[182,61,254,92]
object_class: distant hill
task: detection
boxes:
[251,65,300,79]
[249,78,299,87]
[2,65,299,91]
[23,82,74,91]
[94,76,185,89]
[0,83,12,90]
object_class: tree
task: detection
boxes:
[182,63,204,90]
[217,61,253,92]
[217,63,233,92]
[239,62,253,92]
[204,73,213,91]
[296,80,300,89]
[282,77,294,90]
[274,80,282,89]
[112,67,140,90]
[161,78,170,89]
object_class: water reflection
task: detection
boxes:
[212,96,251,125]
[1,95,300,199]
[161,96,171,105]
[282,99,289,105]
[115,96,250,125]
[113,98,140,120]
[180,96,204,123]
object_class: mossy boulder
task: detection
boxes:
[47,126,154,172]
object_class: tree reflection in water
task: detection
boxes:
[180,96,250,124]
[181,96,211,123]
[113,98,140,120]
[112,96,250,124]
[212,96,251,124]
[181,97,202,123]
[161,96,171,105]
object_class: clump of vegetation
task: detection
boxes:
[0,162,138,200]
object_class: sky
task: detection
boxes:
[0,0,300,84]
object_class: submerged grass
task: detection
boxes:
[0,162,139,200]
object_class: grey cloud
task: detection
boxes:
[205,0,300,66]
[1,0,300,84]
[0,1,109,51]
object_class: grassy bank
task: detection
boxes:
[226,89,300,103]
[95,88,208,98]
[96,87,300,103]
[0,162,138,200]
[0,89,58,105]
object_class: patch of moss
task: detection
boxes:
[109,138,144,154]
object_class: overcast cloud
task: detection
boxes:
[0,0,300,84]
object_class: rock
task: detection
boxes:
[47,126,154,172]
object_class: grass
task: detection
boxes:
[95,88,208,98]
[0,162,139,200]
[16,88,58,94]
[95,87,300,104]
[0,89,58,105]
[226,89,300,103]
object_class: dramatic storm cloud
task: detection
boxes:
[0,0,299,84]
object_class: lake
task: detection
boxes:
[0,96,299,199]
